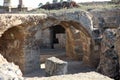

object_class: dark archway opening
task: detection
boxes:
[36,24,67,77]
[50,25,65,49]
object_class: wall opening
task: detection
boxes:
[49,25,66,49]
[40,24,66,62]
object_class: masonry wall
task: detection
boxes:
[40,28,66,49]
[0,26,25,72]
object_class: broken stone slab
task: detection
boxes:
[45,57,68,76]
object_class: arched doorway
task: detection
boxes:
[49,25,66,49]
[40,24,67,63]
[38,20,95,77]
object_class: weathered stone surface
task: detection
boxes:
[0,54,23,80]
[0,14,47,37]
[90,8,120,28]
[26,72,113,80]
[97,29,119,79]
[0,14,47,74]
[0,12,95,69]
[45,57,68,76]
[115,27,120,78]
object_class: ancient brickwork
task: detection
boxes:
[0,14,47,73]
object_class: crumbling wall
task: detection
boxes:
[0,14,47,74]
[40,28,51,48]
[0,26,26,72]
[40,20,94,68]
[90,9,120,29]
[24,24,41,74]
[115,27,120,78]
[97,29,119,79]
[0,12,95,74]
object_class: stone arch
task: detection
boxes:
[41,17,95,66]
[0,26,26,72]
[0,14,95,74]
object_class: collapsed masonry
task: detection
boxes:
[0,8,119,79]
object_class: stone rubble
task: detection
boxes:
[0,54,24,80]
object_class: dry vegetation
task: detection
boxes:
[21,2,120,14]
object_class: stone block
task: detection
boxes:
[45,57,68,76]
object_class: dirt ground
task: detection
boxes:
[24,49,95,77]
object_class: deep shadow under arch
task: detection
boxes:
[49,25,66,49]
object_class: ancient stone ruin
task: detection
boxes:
[0,8,120,80]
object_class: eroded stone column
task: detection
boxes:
[24,25,41,74]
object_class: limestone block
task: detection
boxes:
[45,57,68,76]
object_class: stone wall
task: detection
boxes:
[40,19,93,62]
[115,27,120,78]
[90,8,120,29]
[89,8,120,68]
[0,14,47,74]
[89,9,120,79]
[40,28,51,48]
[0,12,95,73]
[97,29,119,79]
[0,26,26,72]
